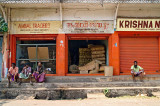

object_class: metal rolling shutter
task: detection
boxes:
[120,37,159,74]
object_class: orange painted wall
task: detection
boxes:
[56,34,66,76]
[65,36,68,75]
[159,37,160,70]
[108,35,112,66]
[111,32,120,75]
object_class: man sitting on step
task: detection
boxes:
[7,63,19,86]
[131,61,145,82]
[19,63,32,85]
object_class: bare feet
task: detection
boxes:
[18,82,21,85]
[143,72,146,76]
[8,82,11,88]
[133,79,136,82]
[30,81,33,85]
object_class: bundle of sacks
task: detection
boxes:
[90,45,106,66]
[79,48,92,66]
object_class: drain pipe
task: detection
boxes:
[0,5,9,78]
[100,0,104,7]
[114,3,119,31]
[60,1,63,29]
[0,5,7,22]
[6,7,11,77]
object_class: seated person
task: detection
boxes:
[131,61,145,82]
[19,60,26,73]
[7,63,19,86]
[33,62,46,83]
[19,63,32,85]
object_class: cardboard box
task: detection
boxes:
[80,70,88,74]
[99,66,105,72]
[28,47,49,62]
[104,66,113,76]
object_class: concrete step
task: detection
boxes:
[1,81,160,88]
[2,75,160,83]
[45,75,160,82]
[1,75,160,100]
[1,87,160,99]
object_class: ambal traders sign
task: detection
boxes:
[63,21,114,33]
[117,19,160,31]
[11,21,61,34]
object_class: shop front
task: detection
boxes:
[63,21,114,76]
[10,21,62,76]
[9,20,114,76]
[114,18,160,75]
[10,19,160,76]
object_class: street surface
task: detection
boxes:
[0,96,160,106]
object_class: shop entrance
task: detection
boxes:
[16,40,56,74]
[120,37,159,74]
[68,40,108,75]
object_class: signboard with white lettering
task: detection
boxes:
[63,21,114,33]
[117,18,160,31]
[11,21,61,34]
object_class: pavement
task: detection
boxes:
[0,96,160,106]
